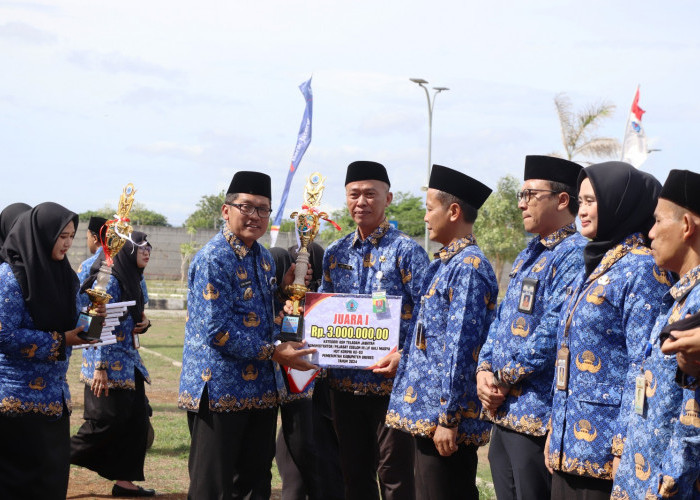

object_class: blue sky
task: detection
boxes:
[1,0,698,225]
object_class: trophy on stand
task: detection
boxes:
[280,172,332,342]
[78,183,137,342]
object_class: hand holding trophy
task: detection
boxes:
[78,183,137,341]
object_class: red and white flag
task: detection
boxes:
[621,86,648,168]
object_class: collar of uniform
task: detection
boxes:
[587,232,645,283]
[434,234,477,263]
[540,222,577,249]
[222,226,251,258]
[670,264,700,301]
[352,218,391,248]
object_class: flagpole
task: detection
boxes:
[620,84,638,160]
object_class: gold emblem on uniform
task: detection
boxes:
[242,364,259,381]
[510,317,530,337]
[261,258,271,272]
[201,368,212,382]
[28,377,46,390]
[425,279,439,299]
[111,361,123,371]
[631,246,652,255]
[404,386,417,403]
[645,370,657,398]
[401,304,413,320]
[379,255,387,263]
[213,331,230,346]
[511,259,523,275]
[680,399,700,428]
[448,288,454,302]
[635,453,652,480]
[573,419,598,441]
[462,401,479,418]
[243,312,260,327]
[236,266,248,280]
[653,266,672,286]
[21,344,37,358]
[400,268,412,284]
[586,284,607,305]
[324,270,332,282]
[532,256,547,273]
[659,475,678,497]
[472,345,481,362]
[575,351,602,373]
[243,288,253,300]
[329,255,337,270]
[363,252,376,268]
[116,330,125,342]
[463,255,481,269]
[203,283,220,300]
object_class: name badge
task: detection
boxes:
[518,278,538,314]
[372,291,387,313]
[239,280,252,288]
[634,374,646,415]
[414,321,426,350]
[556,346,570,390]
[338,263,353,270]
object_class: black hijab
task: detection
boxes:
[84,231,150,324]
[0,203,32,263]
[578,161,661,276]
[0,202,79,332]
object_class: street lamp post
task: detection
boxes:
[410,78,449,251]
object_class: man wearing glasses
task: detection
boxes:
[179,171,317,498]
[476,156,586,500]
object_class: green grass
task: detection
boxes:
[68,311,495,498]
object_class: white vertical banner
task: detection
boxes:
[621,86,649,168]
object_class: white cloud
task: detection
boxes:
[0,21,56,44]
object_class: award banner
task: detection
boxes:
[303,292,401,368]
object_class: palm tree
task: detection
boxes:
[554,93,621,162]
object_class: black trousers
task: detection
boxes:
[276,378,344,500]
[187,387,277,500]
[414,436,479,500]
[488,425,551,500]
[0,409,70,500]
[331,389,415,500]
[551,470,612,500]
[70,371,149,481]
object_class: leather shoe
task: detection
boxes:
[111,484,156,497]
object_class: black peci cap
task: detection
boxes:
[659,169,700,216]
[524,155,583,188]
[88,216,107,235]
[429,164,492,209]
[227,171,272,199]
[344,161,391,187]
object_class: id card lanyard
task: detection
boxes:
[556,278,599,391]
[372,253,387,314]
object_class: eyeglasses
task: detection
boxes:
[227,203,273,218]
[137,246,152,254]
[516,189,560,203]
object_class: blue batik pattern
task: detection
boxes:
[612,265,700,500]
[319,220,429,395]
[387,236,498,445]
[547,233,672,480]
[76,247,102,284]
[178,228,279,412]
[478,223,586,436]
[79,274,150,390]
[0,263,77,418]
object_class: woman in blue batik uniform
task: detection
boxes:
[70,231,155,497]
[545,162,671,499]
[0,202,90,499]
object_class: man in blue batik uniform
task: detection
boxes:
[178,171,317,499]
[387,165,497,500]
[476,155,585,500]
[612,169,700,500]
[76,216,107,283]
[319,161,429,500]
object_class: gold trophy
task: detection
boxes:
[78,183,137,341]
[280,173,329,341]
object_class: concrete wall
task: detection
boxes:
[67,225,511,287]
